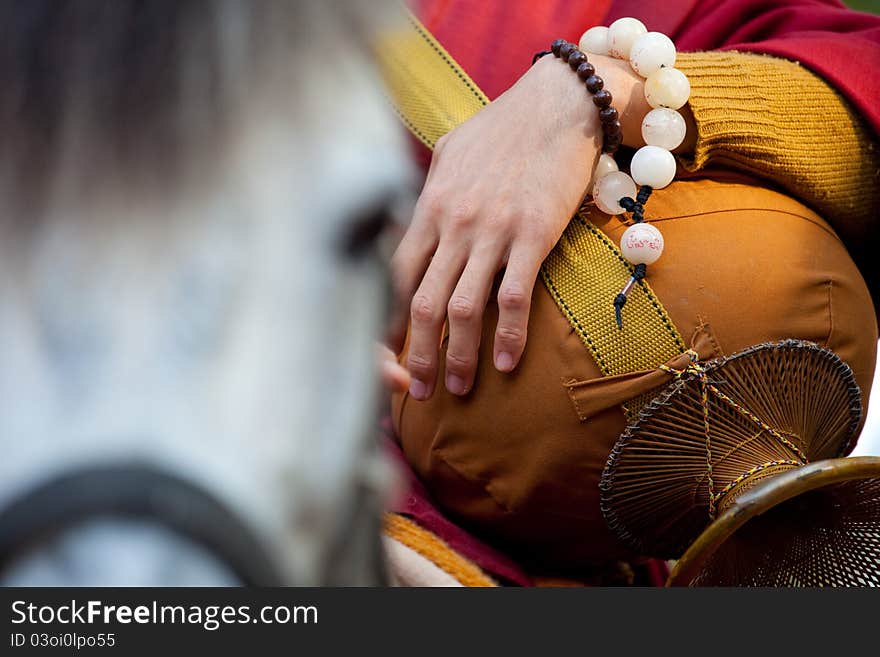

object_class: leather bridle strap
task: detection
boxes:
[0,463,283,586]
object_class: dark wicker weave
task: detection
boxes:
[601,340,862,558]
[668,457,880,586]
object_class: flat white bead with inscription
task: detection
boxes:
[594,153,619,180]
[629,32,676,77]
[579,26,610,55]
[620,223,664,265]
[644,67,691,109]
[641,108,686,150]
[631,145,676,189]
[594,171,637,215]
[608,17,647,58]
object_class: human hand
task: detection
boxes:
[378,343,411,394]
[389,52,655,400]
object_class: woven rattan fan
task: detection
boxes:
[600,339,880,586]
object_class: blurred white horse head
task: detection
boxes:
[0,0,410,585]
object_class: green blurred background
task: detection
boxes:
[846,0,879,13]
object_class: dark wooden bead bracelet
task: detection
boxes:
[537,38,656,328]
[568,50,588,69]
[537,39,621,155]
[576,62,595,80]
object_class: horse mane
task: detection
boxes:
[0,0,388,222]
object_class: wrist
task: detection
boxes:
[585,54,651,149]
[566,53,697,154]
[526,54,602,148]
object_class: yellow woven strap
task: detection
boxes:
[377,10,685,379]
[542,215,685,377]
[375,11,488,149]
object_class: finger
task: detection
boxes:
[377,344,411,394]
[387,142,457,350]
[444,243,504,395]
[382,359,411,394]
[407,243,467,400]
[387,217,438,352]
[493,244,544,373]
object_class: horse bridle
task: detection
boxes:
[0,463,284,586]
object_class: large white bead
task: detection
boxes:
[644,67,690,109]
[631,145,677,189]
[594,153,619,180]
[579,26,610,55]
[594,171,637,215]
[620,223,664,265]
[641,108,686,150]
[608,17,647,59]
[629,32,676,77]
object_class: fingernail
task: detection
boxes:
[409,378,428,400]
[496,352,514,372]
[446,374,467,396]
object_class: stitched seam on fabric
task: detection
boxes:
[406,14,488,107]
[825,279,834,349]
[642,206,840,240]
[577,216,686,351]
[693,315,725,358]
[565,381,589,422]
[636,279,685,351]
[384,96,434,148]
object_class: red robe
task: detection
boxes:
[413,0,880,136]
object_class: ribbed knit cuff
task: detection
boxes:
[675,51,791,173]
[672,50,877,245]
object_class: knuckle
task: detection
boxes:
[519,206,544,226]
[416,189,445,218]
[447,295,478,323]
[407,352,435,376]
[447,203,476,233]
[496,324,526,345]
[515,209,553,242]
[483,212,512,233]
[498,283,529,311]
[518,219,548,245]
[445,351,474,374]
[410,295,440,326]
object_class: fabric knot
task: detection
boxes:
[659,349,704,379]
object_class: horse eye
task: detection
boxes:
[338,204,395,260]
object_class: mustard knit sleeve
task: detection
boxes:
[674,51,879,250]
